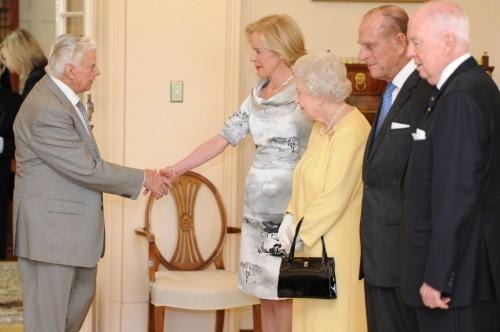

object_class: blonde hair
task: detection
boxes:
[293,52,352,102]
[1,29,47,79]
[245,14,306,66]
[46,34,96,78]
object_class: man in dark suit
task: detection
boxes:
[403,1,500,331]
[0,87,21,258]
[358,5,433,332]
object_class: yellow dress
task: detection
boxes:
[287,108,370,332]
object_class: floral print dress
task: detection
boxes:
[219,79,312,299]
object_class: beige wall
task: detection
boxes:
[94,1,500,331]
[96,0,245,331]
[19,0,56,56]
[495,0,500,81]
[122,0,229,328]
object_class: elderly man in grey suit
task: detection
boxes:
[13,34,168,332]
[357,5,433,332]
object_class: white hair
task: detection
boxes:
[293,52,352,102]
[46,34,96,78]
[425,1,470,47]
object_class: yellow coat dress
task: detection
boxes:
[287,109,370,332]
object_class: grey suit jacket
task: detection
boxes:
[360,70,433,287]
[13,75,144,268]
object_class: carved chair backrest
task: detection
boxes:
[145,171,227,276]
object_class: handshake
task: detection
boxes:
[142,167,178,199]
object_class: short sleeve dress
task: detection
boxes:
[219,79,312,299]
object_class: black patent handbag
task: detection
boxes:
[277,218,337,299]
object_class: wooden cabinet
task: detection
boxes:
[345,63,385,125]
[0,0,18,40]
[482,65,495,76]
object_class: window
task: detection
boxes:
[55,0,92,36]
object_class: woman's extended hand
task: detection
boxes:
[277,213,296,252]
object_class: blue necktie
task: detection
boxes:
[375,82,397,135]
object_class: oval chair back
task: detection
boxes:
[136,171,262,332]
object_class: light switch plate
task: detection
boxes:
[170,80,184,103]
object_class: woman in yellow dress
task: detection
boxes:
[278,52,370,331]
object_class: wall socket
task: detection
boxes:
[170,80,184,103]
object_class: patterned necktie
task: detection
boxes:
[375,82,397,136]
[76,101,93,131]
[76,100,101,159]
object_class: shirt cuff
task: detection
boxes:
[0,137,4,154]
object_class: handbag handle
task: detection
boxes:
[288,217,329,264]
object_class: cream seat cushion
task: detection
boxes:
[151,270,260,310]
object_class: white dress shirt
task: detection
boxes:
[390,60,417,102]
[437,53,471,90]
[49,75,90,134]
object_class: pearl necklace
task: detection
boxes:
[319,103,350,136]
[268,75,293,89]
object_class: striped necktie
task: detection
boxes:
[76,100,100,160]
[76,101,93,131]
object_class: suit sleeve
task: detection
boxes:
[296,126,366,248]
[30,105,144,198]
[425,92,489,293]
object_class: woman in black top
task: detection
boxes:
[1,29,47,99]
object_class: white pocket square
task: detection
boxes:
[391,122,410,129]
[411,128,426,141]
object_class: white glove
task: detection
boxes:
[277,213,296,252]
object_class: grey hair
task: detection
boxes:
[293,52,352,102]
[363,5,409,37]
[46,34,96,78]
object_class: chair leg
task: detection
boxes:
[215,309,225,332]
[154,305,165,332]
[252,304,262,332]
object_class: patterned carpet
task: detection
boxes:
[0,261,23,328]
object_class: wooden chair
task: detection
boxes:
[135,171,262,332]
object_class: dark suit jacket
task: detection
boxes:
[360,70,433,287]
[402,57,500,307]
[0,88,21,198]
